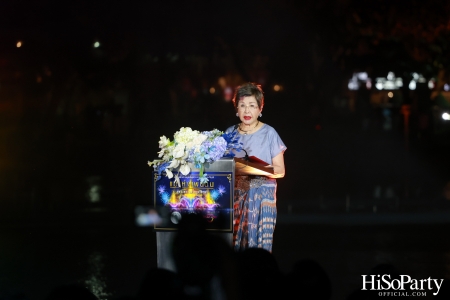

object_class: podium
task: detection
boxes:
[154,157,273,271]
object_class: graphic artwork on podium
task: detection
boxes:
[153,171,233,232]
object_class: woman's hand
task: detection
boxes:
[268,151,285,178]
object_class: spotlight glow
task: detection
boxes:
[16,41,22,48]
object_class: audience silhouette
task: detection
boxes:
[40,227,450,300]
[284,258,332,300]
[234,247,287,300]
[171,212,240,300]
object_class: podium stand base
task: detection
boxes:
[156,232,177,272]
[156,232,233,271]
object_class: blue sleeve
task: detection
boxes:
[225,125,236,134]
[269,128,287,159]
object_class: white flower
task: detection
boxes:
[165,168,173,179]
[168,159,180,169]
[174,127,201,145]
[186,134,207,149]
[148,160,160,167]
[181,151,189,160]
[158,135,170,148]
[179,164,190,175]
[172,143,186,158]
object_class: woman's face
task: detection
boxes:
[237,95,262,125]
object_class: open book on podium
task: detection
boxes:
[234,156,274,176]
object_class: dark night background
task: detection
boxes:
[1,0,450,299]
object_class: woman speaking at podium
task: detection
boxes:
[225,82,287,253]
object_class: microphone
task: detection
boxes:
[242,149,249,161]
[232,124,249,161]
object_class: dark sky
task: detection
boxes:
[0,0,309,55]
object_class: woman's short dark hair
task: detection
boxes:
[232,82,264,110]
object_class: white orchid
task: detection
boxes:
[158,135,170,148]
[179,163,190,175]
[147,160,161,167]
[165,168,173,179]
[172,143,186,159]
[168,159,180,169]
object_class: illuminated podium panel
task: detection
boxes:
[153,158,235,232]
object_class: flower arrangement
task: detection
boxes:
[148,127,242,184]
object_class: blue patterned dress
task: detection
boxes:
[225,124,287,252]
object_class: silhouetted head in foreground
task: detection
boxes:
[286,258,332,300]
[235,247,285,300]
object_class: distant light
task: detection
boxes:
[384,81,395,90]
[444,84,450,91]
[218,77,226,89]
[388,92,393,98]
[224,86,233,101]
[273,84,281,92]
[209,87,215,94]
[93,41,100,48]
[412,73,419,80]
[409,81,416,90]
[375,82,383,90]
[36,76,42,83]
[88,184,101,202]
[16,41,22,48]
[136,211,162,226]
[348,80,359,90]
[442,112,450,121]
[357,72,368,81]
[387,72,395,80]
[347,72,372,91]
[428,80,435,89]
[395,78,403,87]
